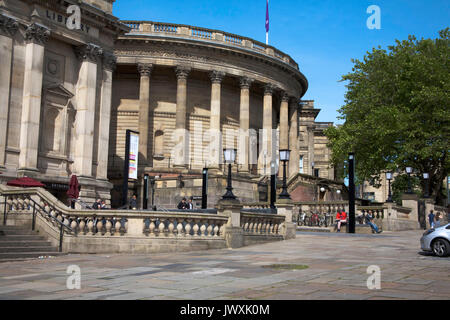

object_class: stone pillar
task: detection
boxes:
[18,23,50,173]
[73,43,102,177]
[137,63,152,166]
[276,198,296,240]
[259,83,275,175]
[288,98,299,178]
[279,93,289,150]
[307,125,315,176]
[216,198,244,248]
[238,77,253,173]
[96,52,116,180]
[172,66,190,168]
[0,14,18,168]
[209,70,225,170]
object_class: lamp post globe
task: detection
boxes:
[423,173,430,198]
[406,167,413,194]
[386,171,393,202]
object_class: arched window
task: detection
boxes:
[43,107,62,153]
[154,130,164,157]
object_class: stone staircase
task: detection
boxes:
[0,225,64,262]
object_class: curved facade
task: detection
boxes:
[108,21,310,206]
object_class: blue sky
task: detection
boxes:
[113,0,449,124]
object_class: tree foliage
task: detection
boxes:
[326,29,450,204]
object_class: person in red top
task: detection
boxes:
[336,210,347,232]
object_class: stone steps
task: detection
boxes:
[0,225,64,262]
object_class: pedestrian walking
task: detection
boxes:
[187,197,194,210]
[428,210,435,229]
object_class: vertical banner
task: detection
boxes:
[128,131,139,180]
[122,129,139,206]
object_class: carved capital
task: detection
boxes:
[175,66,190,80]
[239,76,254,89]
[209,70,225,84]
[0,13,19,37]
[289,96,300,106]
[25,23,50,45]
[138,63,153,77]
[75,43,103,63]
[264,83,275,96]
[103,51,117,71]
[280,92,290,102]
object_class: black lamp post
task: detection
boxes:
[406,166,413,194]
[311,161,315,177]
[278,149,291,199]
[386,171,393,202]
[423,173,429,198]
[222,148,237,200]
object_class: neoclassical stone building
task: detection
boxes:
[0,0,339,208]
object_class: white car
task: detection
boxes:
[420,223,450,257]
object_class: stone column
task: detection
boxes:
[209,70,225,170]
[289,98,299,178]
[307,125,315,176]
[137,63,152,166]
[259,83,275,175]
[73,43,102,177]
[279,92,289,150]
[0,14,18,168]
[96,52,116,180]
[173,66,190,168]
[238,76,253,173]
[18,23,50,173]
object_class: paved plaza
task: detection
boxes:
[0,230,449,300]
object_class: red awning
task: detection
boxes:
[6,177,45,188]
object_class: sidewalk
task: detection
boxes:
[0,230,448,300]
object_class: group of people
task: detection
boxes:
[177,197,195,210]
[91,199,108,210]
[335,209,382,234]
[428,210,442,229]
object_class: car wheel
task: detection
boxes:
[432,239,450,257]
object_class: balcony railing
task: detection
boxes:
[120,20,299,70]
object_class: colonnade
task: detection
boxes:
[135,63,301,177]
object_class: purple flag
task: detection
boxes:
[265,0,269,33]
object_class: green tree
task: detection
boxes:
[326,29,450,204]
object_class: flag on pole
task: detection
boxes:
[265,0,269,44]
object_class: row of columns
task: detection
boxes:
[0,14,115,182]
[136,63,301,177]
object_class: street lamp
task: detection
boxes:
[278,149,291,199]
[311,161,315,176]
[222,148,237,200]
[423,173,429,198]
[386,171,393,202]
[406,166,413,194]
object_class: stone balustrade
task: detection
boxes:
[240,212,284,236]
[120,20,299,70]
[0,185,286,253]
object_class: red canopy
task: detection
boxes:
[67,175,80,199]
[7,177,45,188]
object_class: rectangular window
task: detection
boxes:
[314,168,319,177]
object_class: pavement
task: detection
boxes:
[0,230,449,300]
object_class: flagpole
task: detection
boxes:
[266,32,268,45]
[265,0,269,45]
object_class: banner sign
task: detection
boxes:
[128,131,139,180]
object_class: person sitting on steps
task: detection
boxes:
[366,210,382,234]
[335,210,347,232]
